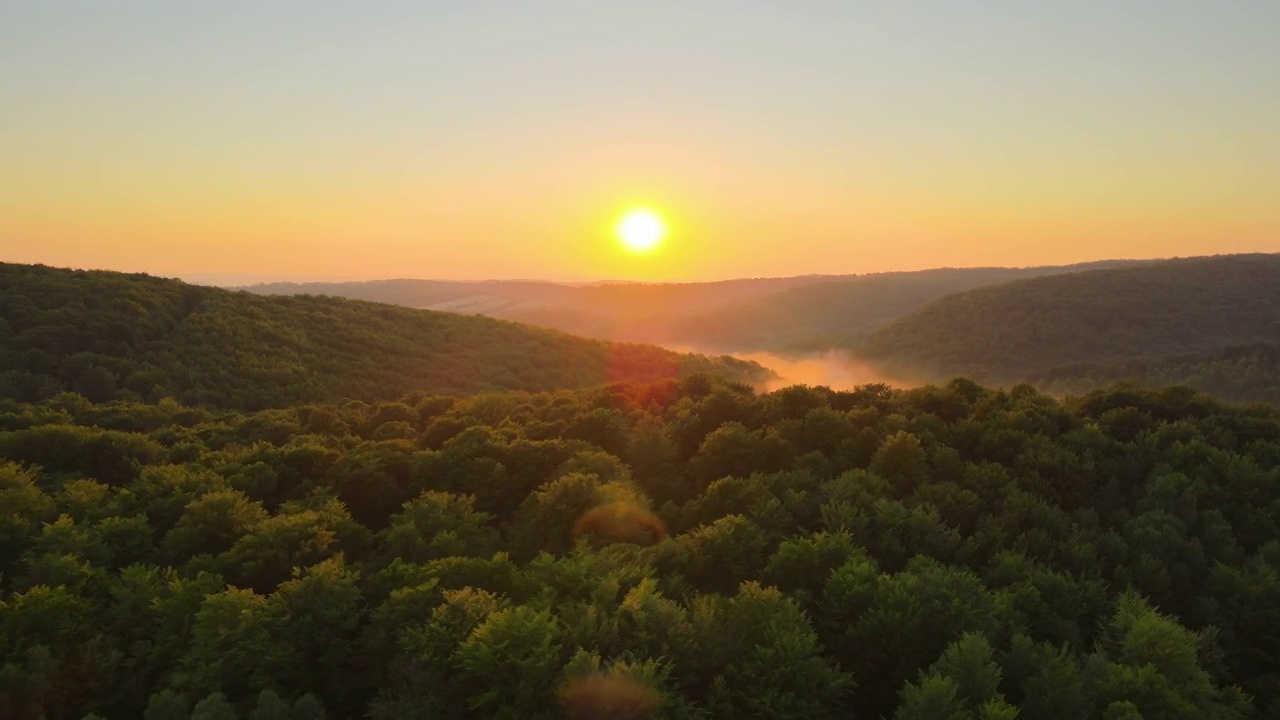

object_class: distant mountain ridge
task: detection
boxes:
[641,260,1148,352]
[235,260,1147,352]
[0,263,768,411]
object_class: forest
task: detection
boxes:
[0,264,764,411]
[636,261,1143,353]
[857,254,1280,404]
[230,254,1280,406]
[4,374,1280,719]
[1033,344,1280,407]
[239,261,1141,353]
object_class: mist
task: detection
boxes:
[676,349,911,393]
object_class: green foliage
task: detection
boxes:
[0,263,767,411]
[191,692,237,720]
[869,430,930,491]
[249,689,290,720]
[290,694,325,720]
[654,262,1132,352]
[380,491,498,564]
[1,377,1276,718]
[144,690,190,720]
[858,254,1280,404]
[895,674,966,720]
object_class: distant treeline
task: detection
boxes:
[237,260,1146,353]
[225,253,1280,405]
[3,376,1279,718]
[0,263,766,411]
[856,254,1280,404]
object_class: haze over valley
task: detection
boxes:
[233,253,1280,406]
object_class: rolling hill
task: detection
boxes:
[236,261,1144,353]
[858,254,1280,399]
[236,275,837,343]
[641,260,1145,352]
[0,264,768,410]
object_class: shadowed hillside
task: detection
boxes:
[237,275,836,342]
[0,264,768,410]
[237,261,1143,353]
[859,254,1280,399]
[644,260,1145,352]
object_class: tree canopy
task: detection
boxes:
[2,376,1279,718]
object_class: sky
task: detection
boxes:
[2,1,1278,283]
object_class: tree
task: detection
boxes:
[687,422,785,489]
[895,675,966,720]
[144,690,190,720]
[695,583,853,718]
[191,692,237,720]
[250,689,291,720]
[176,587,293,702]
[380,491,498,564]
[928,634,1003,708]
[163,489,268,562]
[1087,592,1253,719]
[761,531,859,608]
[869,431,930,494]
[661,515,770,594]
[262,557,364,713]
[218,510,339,592]
[291,694,326,720]
[450,606,562,717]
[508,473,643,557]
[841,558,1001,717]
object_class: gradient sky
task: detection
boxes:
[2,1,1278,283]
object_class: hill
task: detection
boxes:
[1034,342,1280,406]
[859,254,1280,393]
[642,260,1145,352]
[1,378,1276,718]
[0,264,767,410]
[237,261,1143,353]
[237,275,836,343]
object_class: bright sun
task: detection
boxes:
[615,208,667,253]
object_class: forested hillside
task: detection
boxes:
[646,261,1143,352]
[3,376,1279,718]
[1034,343,1280,406]
[237,275,833,344]
[860,255,1280,395]
[239,261,1141,353]
[0,264,765,411]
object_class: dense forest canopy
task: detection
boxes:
[861,254,1280,377]
[4,375,1280,718]
[1030,343,1280,407]
[0,264,766,411]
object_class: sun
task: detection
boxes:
[615,208,667,253]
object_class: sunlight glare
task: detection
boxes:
[616,208,667,253]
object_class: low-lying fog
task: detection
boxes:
[673,347,911,393]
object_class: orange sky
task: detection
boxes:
[2,2,1277,283]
